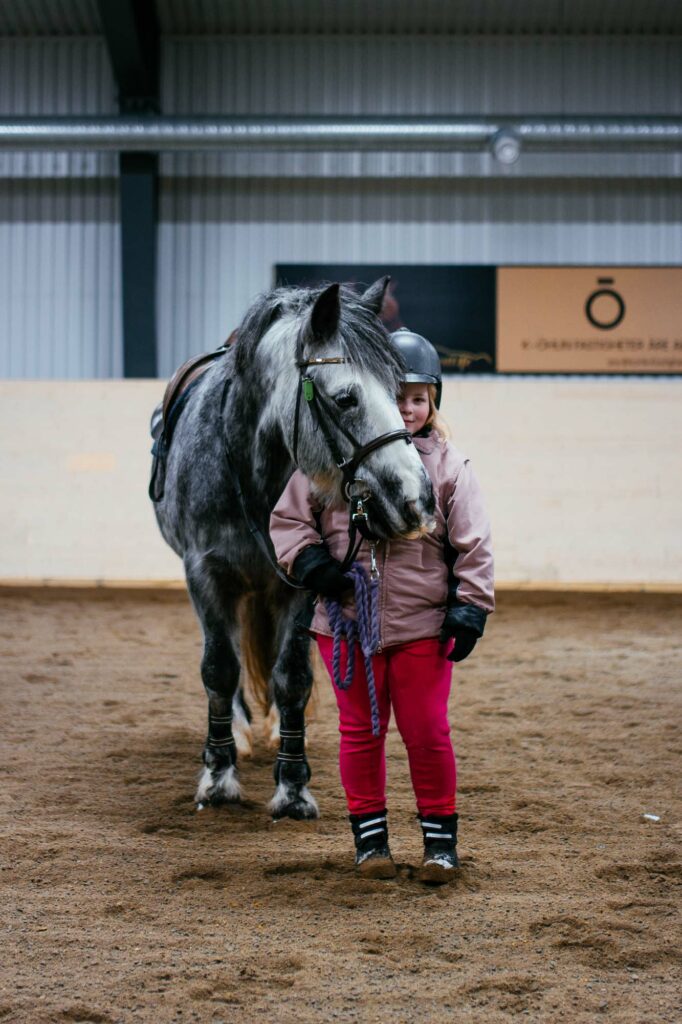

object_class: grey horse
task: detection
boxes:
[152,278,434,819]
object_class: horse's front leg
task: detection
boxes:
[187,568,243,807]
[195,636,244,806]
[269,596,319,820]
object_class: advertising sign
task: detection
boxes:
[497,267,682,374]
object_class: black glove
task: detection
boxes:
[439,601,487,663]
[292,544,353,601]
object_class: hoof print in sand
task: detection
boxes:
[460,975,545,1013]
[529,913,680,969]
[58,1009,114,1024]
[595,855,682,894]
[172,866,229,888]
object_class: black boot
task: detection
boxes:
[417,813,459,884]
[349,810,397,879]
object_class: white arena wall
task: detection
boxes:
[1,377,680,589]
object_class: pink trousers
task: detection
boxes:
[316,635,457,817]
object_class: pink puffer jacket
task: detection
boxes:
[269,433,495,649]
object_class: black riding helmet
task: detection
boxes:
[389,328,442,409]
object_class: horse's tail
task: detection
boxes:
[239,593,324,718]
[239,593,275,716]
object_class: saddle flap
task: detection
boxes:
[161,347,228,426]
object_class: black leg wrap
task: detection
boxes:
[204,712,237,771]
[273,710,310,784]
[274,757,311,786]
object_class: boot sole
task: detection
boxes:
[357,857,397,880]
[417,862,458,885]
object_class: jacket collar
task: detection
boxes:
[413,431,438,455]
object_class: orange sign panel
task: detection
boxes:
[497,267,682,373]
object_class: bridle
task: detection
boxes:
[292,356,412,500]
[292,342,412,569]
[219,340,412,587]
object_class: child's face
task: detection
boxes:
[397,383,430,435]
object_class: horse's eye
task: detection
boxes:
[334,391,357,410]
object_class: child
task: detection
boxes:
[269,328,494,884]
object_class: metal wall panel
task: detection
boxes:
[0,178,122,378]
[156,177,682,374]
[2,34,681,379]
[0,38,122,379]
[162,35,682,115]
[0,38,117,178]
[156,30,682,376]
[160,35,682,179]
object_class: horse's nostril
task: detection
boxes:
[421,488,435,516]
[404,499,421,527]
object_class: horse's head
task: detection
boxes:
[242,277,435,541]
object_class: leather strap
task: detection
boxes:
[162,345,228,425]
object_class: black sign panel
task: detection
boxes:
[276,264,496,374]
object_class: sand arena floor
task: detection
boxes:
[1,588,681,1023]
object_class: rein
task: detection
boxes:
[325,560,382,737]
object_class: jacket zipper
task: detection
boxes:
[376,541,389,652]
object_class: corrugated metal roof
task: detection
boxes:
[155,0,682,36]
[0,0,100,36]
[1,0,681,37]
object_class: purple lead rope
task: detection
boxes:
[325,562,382,736]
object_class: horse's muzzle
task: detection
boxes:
[365,481,436,541]
[400,499,437,540]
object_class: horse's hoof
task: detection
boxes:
[195,765,243,807]
[269,783,319,821]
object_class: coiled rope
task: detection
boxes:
[325,562,382,736]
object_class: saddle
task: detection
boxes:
[149,341,232,501]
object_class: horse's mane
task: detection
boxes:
[234,282,404,393]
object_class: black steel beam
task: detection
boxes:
[97,0,159,377]
[96,0,159,113]
[119,153,158,377]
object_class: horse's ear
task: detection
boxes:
[309,283,341,341]
[361,276,391,316]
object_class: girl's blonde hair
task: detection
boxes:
[425,383,451,439]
